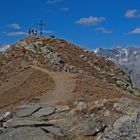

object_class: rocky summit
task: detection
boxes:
[0,36,140,140]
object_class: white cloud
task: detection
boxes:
[76,16,106,25]
[60,7,69,12]
[47,0,62,4]
[125,9,140,18]
[43,30,54,34]
[7,31,27,36]
[95,27,112,34]
[8,23,21,29]
[127,27,140,34]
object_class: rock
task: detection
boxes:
[32,106,56,118]
[56,105,70,112]
[15,106,41,117]
[83,49,89,53]
[53,53,61,64]
[99,113,140,140]
[133,89,140,96]
[0,112,13,126]
[79,55,85,59]
[114,102,134,115]
[79,55,87,61]
[104,110,110,117]
[113,97,140,115]
[46,112,66,121]
[80,118,105,136]
[63,65,71,72]
[55,122,71,132]
[41,126,66,136]
[4,118,51,128]
[18,42,28,47]
[0,127,5,134]
[77,101,87,111]
[0,127,54,140]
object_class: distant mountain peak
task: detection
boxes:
[0,44,11,53]
[94,46,140,88]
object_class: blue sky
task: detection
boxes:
[1,0,140,49]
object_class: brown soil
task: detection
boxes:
[0,67,54,113]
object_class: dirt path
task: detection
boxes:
[31,65,77,105]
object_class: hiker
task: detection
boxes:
[28,29,32,37]
[31,29,38,36]
[34,29,37,36]
[32,29,35,36]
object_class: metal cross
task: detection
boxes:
[37,20,46,36]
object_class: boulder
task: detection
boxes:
[0,112,13,122]
[80,118,105,136]
[77,101,87,111]
[99,113,140,140]
[0,127,5,134]
[113,97,140,115]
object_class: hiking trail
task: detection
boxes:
[31,65,77,105]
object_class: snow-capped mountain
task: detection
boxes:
[94,47,140,88]
[0,44,11,53]
[94,47,140,63]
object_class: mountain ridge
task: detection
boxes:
[0,37,140,140]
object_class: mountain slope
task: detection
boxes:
[0,37,139,111]
[95,47,140,88]
[0,37,140,140]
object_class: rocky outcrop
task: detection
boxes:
[98,97,140,140]
[0,97,140,140]
[0,104,72,140]
[16,39,84,74]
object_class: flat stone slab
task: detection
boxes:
[0,127,54,140]
[41,126,66,136]
[4,118,52,128]
[16,106,41,117]
[32,106,56,118]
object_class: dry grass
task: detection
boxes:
[0,68,54,113]
[72,75,122,102]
